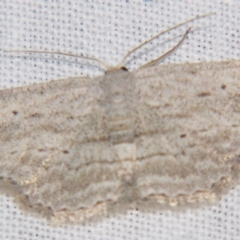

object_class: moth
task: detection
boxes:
[0,13,240,224]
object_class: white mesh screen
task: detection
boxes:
[0,0,240,239]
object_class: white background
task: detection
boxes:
[0,0,240,239]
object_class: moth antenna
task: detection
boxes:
[4,49,110,71]
[139,27,191,69]
[117,12,214,68]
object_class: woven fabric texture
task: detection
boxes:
[0,1,240,239]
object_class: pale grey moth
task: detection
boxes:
[0,14,240,224]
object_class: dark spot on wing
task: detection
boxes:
[189,69,197,74]
[180,134,186,138]
[12,110,18,115]
[221,84,227,89]
[63,150,69,154]
[197,92,211,97]
[30,113,43,118]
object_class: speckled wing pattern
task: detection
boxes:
[0,61,240,223]
[135,61,240,207]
